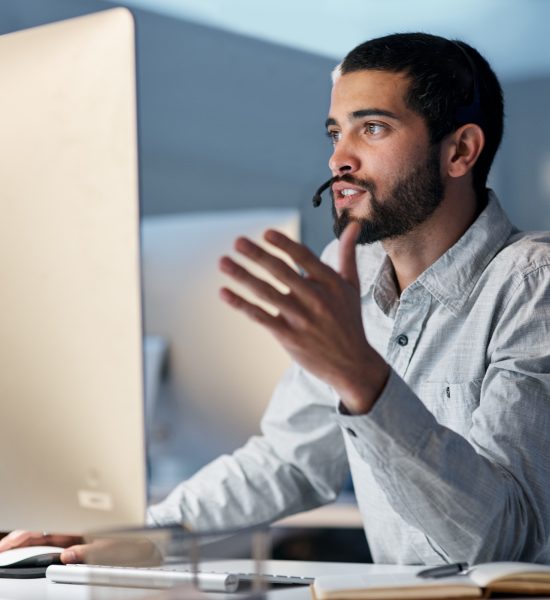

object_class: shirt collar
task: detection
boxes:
[357,191,514,317]
[414,191,514,316]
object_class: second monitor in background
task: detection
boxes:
[141,209,300,498]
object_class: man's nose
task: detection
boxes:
[328,139,360,176]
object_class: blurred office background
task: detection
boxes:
[4,0,550,252]
[2,0,549,559]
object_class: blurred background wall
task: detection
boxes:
[4,0,549,254]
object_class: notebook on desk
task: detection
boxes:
[312,562,550,600]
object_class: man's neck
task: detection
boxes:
[382,187,482,294]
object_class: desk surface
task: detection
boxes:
[0,559,544,600]
[0,559,416,600]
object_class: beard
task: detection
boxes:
[332,144,445,245]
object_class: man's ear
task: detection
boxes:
[442,124,485,179]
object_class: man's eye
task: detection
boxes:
[326,130,341,144]
[365,123,386,135]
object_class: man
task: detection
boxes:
[2,32,550,564]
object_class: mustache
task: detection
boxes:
[332,174,376,194]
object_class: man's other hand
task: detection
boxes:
[0,529,84,563]
[0,529,162,566]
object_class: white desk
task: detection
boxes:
[0,560,544,600]
[0,560,418,600]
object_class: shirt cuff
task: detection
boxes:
[335,368,438,465]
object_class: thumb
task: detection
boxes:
[339,221,361,290]
[60,544,87,564]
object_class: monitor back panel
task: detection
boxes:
[0,9,146,532]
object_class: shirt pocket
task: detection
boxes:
[416,379,483,437]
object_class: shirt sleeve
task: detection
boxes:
[335,264,550,564]
[147,362,350,530]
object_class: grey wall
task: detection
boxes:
[491,78,550,231]
[2,0,549,252]
[132,2,336,252]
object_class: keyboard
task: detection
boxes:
[46,563,315,591]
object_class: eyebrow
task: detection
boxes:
[325,108,400,129]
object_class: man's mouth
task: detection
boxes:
[332,182,368,208]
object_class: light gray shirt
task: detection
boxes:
[148,192,550,565]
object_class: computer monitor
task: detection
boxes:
[0,9,147,532]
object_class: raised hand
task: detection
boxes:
[219,221,389,413]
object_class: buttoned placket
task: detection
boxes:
[384,285,431,379]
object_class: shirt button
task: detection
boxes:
[345,428,357,438]
[396,334,409,346]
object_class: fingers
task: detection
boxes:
[0,530,27,551]
[338,221,361,290]
[224,232,339,306]
[50,534,84,548]
[219,228,361,337]
[0,530,83,553]
[231,235,313,294]
[219,286,286,334]
[219,255,298,315]
[262,230,334,281]
[0,530,45,551]
[255,226,360,292]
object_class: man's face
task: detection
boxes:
[326,69,445,244]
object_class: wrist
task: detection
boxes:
[339,359,390,415]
